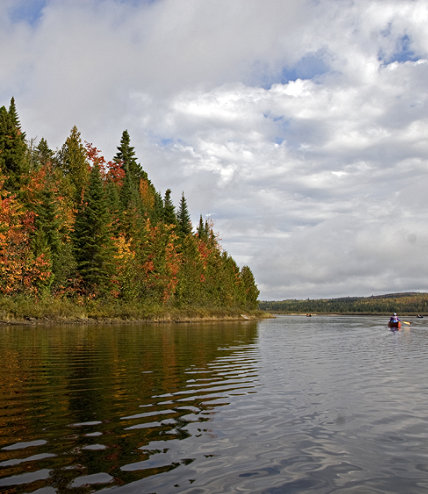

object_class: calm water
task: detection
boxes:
[0,316,428,493]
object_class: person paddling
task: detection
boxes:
[390,312,400,324]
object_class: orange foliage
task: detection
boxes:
[139,178,155,211]
[0,178,51,294]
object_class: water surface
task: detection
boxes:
[0,316,427,493]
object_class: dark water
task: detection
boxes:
[0,316,428,493]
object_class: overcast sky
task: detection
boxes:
[1,0,428,300]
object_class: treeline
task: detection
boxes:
[260,292,428,314]
[0,97,259,315]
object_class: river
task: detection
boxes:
[0,315,427,493]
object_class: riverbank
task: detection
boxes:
[0,295,270,325]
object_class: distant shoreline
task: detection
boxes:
[268,312,423,317]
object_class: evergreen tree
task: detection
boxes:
[36,138,54,167]
[0,97,29,190]
[29,165,75,292]
[240,265,259,309]
[114,130,145,218]
[114,130,145,181]
[57,126,89,203]
[197,215,208,240]
[73,163,115,294]
[177,193,192,237]
[152,190,164,223]
[163,189,177,226]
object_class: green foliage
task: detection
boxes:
[0,98,29,191]
[177,193,192,237]
[114,129,145,182]
[73,163,115,295]
[57,126,89,203]
[240,266,260,309]
[163,188,177,226]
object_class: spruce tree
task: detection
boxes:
[114,130,146,182]
[36,138,54,167]
[196,215,208,240]
[177,193,192,237]
[0,97,29,191]
[152,191,164,222]
[57,126,89,203]
[73,163,114,294]
[240,265,260,309]
[163,189,177,226]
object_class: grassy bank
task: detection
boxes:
[0,295,269,324]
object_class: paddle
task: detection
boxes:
[401,321,411,326]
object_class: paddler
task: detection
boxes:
[389,312,400,324]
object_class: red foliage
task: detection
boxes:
[86,142,125,185]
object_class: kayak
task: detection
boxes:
[388,321,401,330]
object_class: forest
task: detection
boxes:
[0,97,259,321]
[260,292,428,315]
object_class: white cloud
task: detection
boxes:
[1,0,428,299]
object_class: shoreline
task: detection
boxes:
[0,310,273,326]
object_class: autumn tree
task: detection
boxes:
[0,173,51,294]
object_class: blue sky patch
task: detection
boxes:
[253,51,330,89]
[380,34,420,64]
[9,0,47,25]
[280,52,329,84]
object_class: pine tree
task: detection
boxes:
[114,130,145,180]
[240,265,260,309]
[196,215,209,240]
[36,138,54,167]
[0,97,29,191]
[152,190,164,222]
[57,126,89,203]
[73,163,115,294]
[177,193,192,237]
[163,189,177,226]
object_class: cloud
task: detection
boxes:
[1,0,428,299]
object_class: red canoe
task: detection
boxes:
[388,321,401,329]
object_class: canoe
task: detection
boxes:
[388,321,401,329]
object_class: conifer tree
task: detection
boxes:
[57,126,89,203]
[29,164,75,292]
[152,190,164,222]
[36,138,54,167]
[73,163,115,294]
[114,130,145,181]
[163,189,177,226]
[177,193,192,237]
[240,265,259,309]
[0,97,29,191]
[113,131,145,224]
[197,215,208,240]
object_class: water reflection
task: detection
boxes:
[0,322,259,492]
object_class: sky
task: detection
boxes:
[1,0,428,300]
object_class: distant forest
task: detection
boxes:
[260,292,428,315]
[0,97,259,314]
